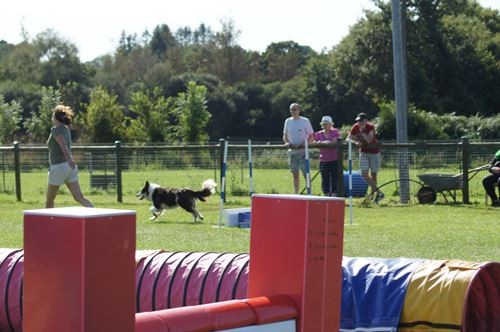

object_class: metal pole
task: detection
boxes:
[248,139,254,196]
[461,136,470,204]
[218,139,227,203]
[391,0,410,203]
[337,139,344,197]
[13,141,21,202]
[348,139,353,225]
[218,140,228,227]
[114,141,123,203]
[304,137,311,195]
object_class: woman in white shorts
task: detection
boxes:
[46,105,93,208]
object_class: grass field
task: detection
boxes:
[0,169,498,262]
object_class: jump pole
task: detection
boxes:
[248,139,254,196]
[304,137,311,195]
[348,138,353,225]
[218,139,228,227]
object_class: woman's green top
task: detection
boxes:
[47,125,71,165]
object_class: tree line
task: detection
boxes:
[0,0,498,144]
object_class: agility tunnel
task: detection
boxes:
[134,250,249,312]
[1,248,499,331]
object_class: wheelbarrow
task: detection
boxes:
[416,165,489,204]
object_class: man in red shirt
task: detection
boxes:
[348,113,384,203]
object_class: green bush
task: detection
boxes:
[477,114,500,139]
[376,101,500,140]
[376,101,447,140]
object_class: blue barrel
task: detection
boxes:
[343,171,368,197]
[238,212,251,228]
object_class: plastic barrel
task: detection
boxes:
[343,171,368,197]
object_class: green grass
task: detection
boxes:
[0,169,498,262]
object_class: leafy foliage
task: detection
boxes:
[0,95,23,143]
[84,87,125,142]
[23,86,61,142]
[376,100,500,140]
[0,1,498,142]
[261,41,315,82]
[127,87,175,142]
[176,81,210,143]
[376,101,447,140]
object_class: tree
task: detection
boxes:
[210,20,255,84]
[84,87,125,143]
[33,29,93,90]
[261,41,315,82]
[193,24,214,45]
[149,24,177,58]
[175,81,210,143]
[0,40,14,62]
[329,6,394,123]
[301,55,339,125]
[0,95,23,143]
[0,41,41,83]
[23,86,61,142]
[127,87,175,142]
[329,0,499,120]
[117,31,141,56]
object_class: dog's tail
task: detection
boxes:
[195,179,217,201]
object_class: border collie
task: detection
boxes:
[136,179,217,222]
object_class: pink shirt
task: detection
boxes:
[314,129,340,162]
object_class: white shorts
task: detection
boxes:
[48,162,79,186]
[359,152,381,173]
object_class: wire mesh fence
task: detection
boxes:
[0,139,497,205]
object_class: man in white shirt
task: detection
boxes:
[283,103,314,194]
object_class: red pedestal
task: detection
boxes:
[248,194,345,332]
[23,207,136,332]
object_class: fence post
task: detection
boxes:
[13,141,21,201]
[461,136,470,204]
[115,141,123,203]
[219,138,226,202]
[337,139,345,197]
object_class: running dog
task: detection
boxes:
[136,179,217,222]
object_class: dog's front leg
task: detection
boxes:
[192,211,204,223]
[150,206,161,221]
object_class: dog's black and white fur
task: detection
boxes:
[136,179,217,222]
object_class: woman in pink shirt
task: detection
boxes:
[314,116,340,196]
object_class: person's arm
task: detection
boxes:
[313,132,320,143]
[347,126,360,144]
[489,160,500,174]
[283,119,289,146]
[359,123,375,143]
[491,167,500,174]
[55,134,75,168]
[306,119,314,144]
[283,129,292,147]
[307,132,315,143]
[330,130,339,144]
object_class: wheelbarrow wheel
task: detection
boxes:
[417,186,437,204]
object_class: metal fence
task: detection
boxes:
[1,138,498,204]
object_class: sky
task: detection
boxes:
[1,0,499,62]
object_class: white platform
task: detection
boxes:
[23,207,136,218]
[219,319,295,332]
[224,208,251,227]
